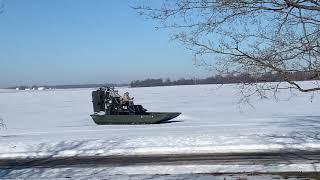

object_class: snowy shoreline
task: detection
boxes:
[2,149,320,178]
[2,139,320,159]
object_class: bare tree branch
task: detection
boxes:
[134,0,320,99]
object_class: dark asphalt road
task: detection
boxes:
[1,151,320,169]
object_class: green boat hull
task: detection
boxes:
[90,112,181,125]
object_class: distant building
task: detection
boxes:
[31,86,38,90]
[38,87,46,90]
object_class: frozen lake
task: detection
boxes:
[1,84,320,158]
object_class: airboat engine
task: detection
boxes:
[92,88,106,113]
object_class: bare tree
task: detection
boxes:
[134,0,320,98]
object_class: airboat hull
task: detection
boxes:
[90,112,181,125]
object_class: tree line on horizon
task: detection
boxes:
[8,83,125,90]
[130,71,320,88]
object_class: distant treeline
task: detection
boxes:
[8,83,127,90]
[45,83,124,89]
[130,71,320,88]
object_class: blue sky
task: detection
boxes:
[0,0,209,88]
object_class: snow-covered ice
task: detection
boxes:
[1,84,320,159]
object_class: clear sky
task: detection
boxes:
[0,0,209,88]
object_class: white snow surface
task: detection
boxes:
[1,83,320,159]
